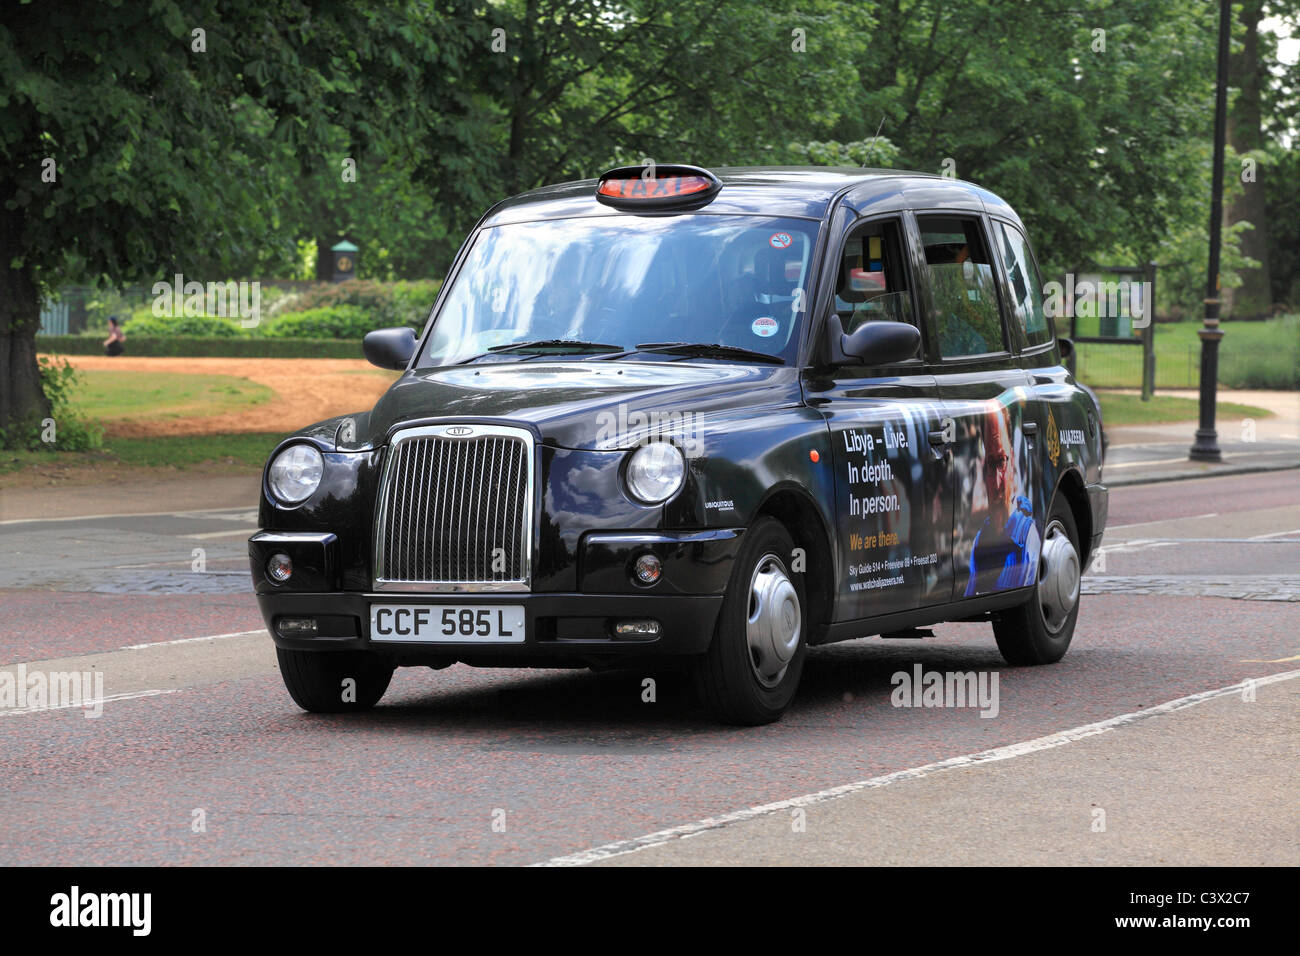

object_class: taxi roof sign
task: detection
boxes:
[596,163,721,209]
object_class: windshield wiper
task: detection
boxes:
[456,339,624,364]
[623,342,785,365]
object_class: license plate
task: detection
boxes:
[369,605,526,643]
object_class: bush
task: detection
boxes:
[257,305,408,339]
[125,312,244,337]
[36,335,363,358]
[390,280,442,326]
[0,356,103,451]
[282,280,403,326]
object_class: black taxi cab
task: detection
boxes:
[249,164,1108,725]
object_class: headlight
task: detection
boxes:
[624,442,685,504]
[267,444,324,505]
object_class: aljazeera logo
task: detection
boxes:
[1045,408,1061,467]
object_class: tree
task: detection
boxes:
[400,0,868,235]
[0,0,474,436]
[831,0,1218,276]
[1261,0,1300,307]
[1226,0,1274,317]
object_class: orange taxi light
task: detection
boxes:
[597,175,714,200]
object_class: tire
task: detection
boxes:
[992,495,1083,665]
[276,647,394,713]
[693,517,808,725]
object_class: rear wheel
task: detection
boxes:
[276,648,394,713]
[992,496,1082,665]
[693,517,807,725]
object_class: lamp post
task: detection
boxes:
[1190,0,1231,462]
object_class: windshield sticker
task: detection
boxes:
[752,317,779,337]
[769,232,793,249]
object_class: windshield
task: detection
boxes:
[418,214,819,366]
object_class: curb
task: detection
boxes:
[1105,460,1300,488]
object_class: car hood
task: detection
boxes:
[347,361,803,451]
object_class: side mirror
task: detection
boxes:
[363,327,417,370]
[824,313,921,367]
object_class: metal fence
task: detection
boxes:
[38,298,71,335]
[1074,339,1203,390]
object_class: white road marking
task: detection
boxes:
[1099,536,1300,555]
[1252,528,1300,539]
[0,506,252,527]
[122,629,265,651]
[0,689,178,717]
[1108,457,1194,469]
[1109,513,1217,531]
[1107,449,1297,468]
[181,528,262,540]
[534,669,1300,867]
[184,510,260,522]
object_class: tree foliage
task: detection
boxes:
[2,0,1297,437]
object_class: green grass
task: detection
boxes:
[105,432,281,467]
[72,370,272,422]
[1096,393,1272,427]
[1,432,281,475]
[1074,314,1300,389]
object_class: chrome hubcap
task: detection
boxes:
[746,553,801,687]
[1038,519,1080,633]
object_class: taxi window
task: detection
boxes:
[995,221,1053,350]
[834,219,916,336]
[917,215,1006,358]
[420,215,817,366]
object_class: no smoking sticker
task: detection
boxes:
[769,232,793,249]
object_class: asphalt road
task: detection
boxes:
[0,470,1296,865]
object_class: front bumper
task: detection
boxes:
[256,591,723,666]
[249,527,741,665]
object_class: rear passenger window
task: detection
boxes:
[995,221,1053,349]
[834,219,916,336]
[917,215,1006,358]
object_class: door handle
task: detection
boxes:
[927,430,948,446]
[1023,422,1039,436]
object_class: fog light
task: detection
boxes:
[267,552,293,583]
[614,619,662,638]
[633,552,662,585]
[278,617,317,637]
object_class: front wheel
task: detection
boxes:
[276,647,394,713]
[992,497,1083,665]
[693,517,807,725]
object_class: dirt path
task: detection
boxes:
[54,355,398,438]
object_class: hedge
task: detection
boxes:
[124,313,245,337]
[258,305,420,339]
[36,335,366,358]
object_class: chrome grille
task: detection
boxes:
[374,424,533,591]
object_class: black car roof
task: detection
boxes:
[479,166,1021,228]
